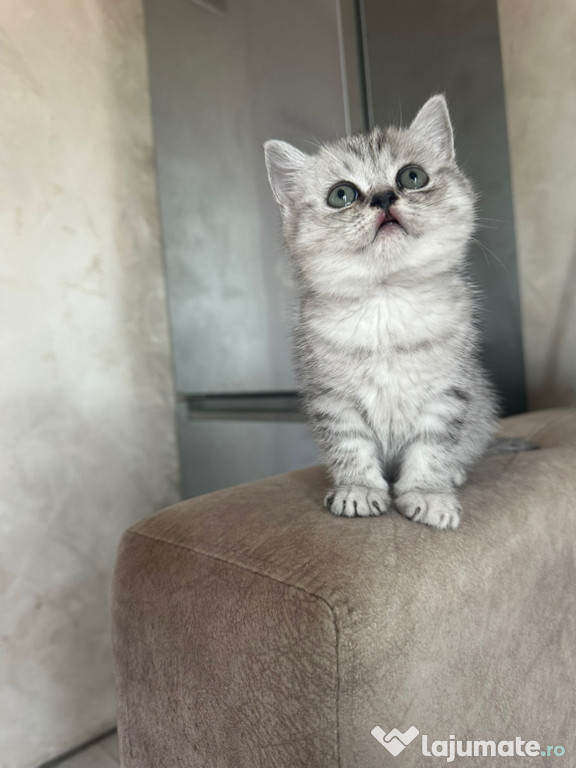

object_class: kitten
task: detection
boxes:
[264,95,533,529]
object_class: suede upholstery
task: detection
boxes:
[112,409,576,767]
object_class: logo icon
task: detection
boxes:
[371,725,420,756]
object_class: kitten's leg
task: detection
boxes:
[394,436,464,529]
[309,397,390,517]
[394,397,492,529]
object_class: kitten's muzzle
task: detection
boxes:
[376,210,400,227]
[370,189,406,235]
[373,205,406,237]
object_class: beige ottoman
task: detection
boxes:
[112,409,576,767]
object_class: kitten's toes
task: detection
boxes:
[325,485,390,518]
[395,491,461,530]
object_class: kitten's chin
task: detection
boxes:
[372,222,410,261]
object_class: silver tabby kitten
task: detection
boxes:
[264,95,529,530]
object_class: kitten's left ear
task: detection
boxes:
[264,140,308,210]
[410,95,455,161]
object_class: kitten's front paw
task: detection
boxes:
[325,485,390,518]
[395,491,461,530]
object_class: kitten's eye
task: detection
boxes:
[397,165,429,190]
[327,182,359,208]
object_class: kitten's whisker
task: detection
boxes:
[475,223,501,231]
[303,136,324,152]
[470,237,510,276]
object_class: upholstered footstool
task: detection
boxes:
[112,409,576,767]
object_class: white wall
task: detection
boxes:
[0,1,180,766]
[499,0,576,408]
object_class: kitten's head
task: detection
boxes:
[264,95,475,295]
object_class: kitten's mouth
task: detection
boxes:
[375,209,406,237]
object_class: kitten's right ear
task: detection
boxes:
[410,95,455,161]
[263,140,308,209]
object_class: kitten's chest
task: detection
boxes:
[301,291,463,436]
[304,290,457,359]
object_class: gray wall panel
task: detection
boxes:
[176,403,319,497]
[144,0,348,395]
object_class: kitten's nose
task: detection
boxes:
[370,190,398,210]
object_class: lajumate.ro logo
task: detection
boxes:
[371,725,567,762]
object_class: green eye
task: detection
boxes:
[327,182,359,208]
[397,165,429,190]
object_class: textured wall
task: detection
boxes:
[498,0,576,408]
[0,2,180,767]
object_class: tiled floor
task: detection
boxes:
[52,733,120,768]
